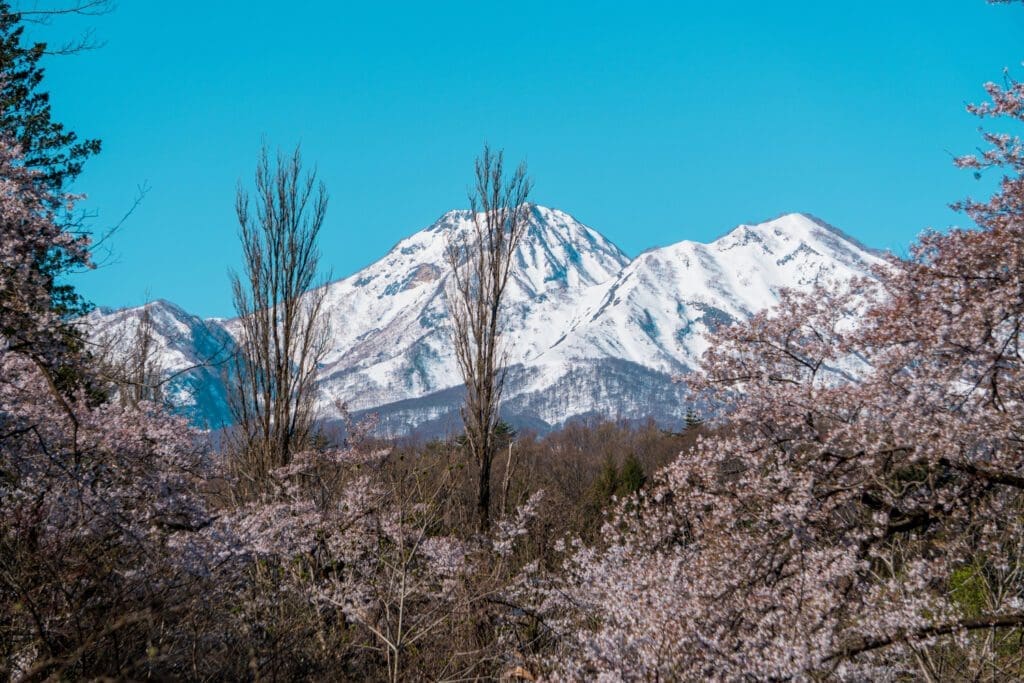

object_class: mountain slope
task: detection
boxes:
[354,211,885,433]
[84,300,236,427]
[534,212,885,375]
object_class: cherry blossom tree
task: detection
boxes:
[163,402,542,679]
[526,15,1024,680]
[0,132,222,677]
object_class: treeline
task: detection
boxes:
[388,418,698,546]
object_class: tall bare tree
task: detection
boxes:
[228,146,330,485]
[445,145,531,531]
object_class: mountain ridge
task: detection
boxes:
[85,206,885,434]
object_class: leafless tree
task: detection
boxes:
[445,145,531,531]
[15,1,114,55]
[14,0,112,17]
[102,302,164,409]
[228,146,330,487]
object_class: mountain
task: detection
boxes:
[84,299,237,427]
[310,205,630,418]
[539,212,883,374]
[84,207,885,435]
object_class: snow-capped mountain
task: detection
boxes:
[84,207,885,435]
[310,206,630,417]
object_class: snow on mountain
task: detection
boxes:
[83,208,884,434]
[529,212,885,379]
[84,299,236,427]
[310,205,630,416]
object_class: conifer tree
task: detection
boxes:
[617,453,646,495]
[0,3,101,397]
[0,2,100,319]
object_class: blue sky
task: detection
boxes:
[32,1,1024,318]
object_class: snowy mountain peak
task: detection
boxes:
[309,205,629,411]
[84,299,236,427]
[86,298,200,341]
[356,204,629,299]
[712,212,882,266]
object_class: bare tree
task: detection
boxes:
[228,146,330,486]
[445,145,531,531]
[98,301,164,409]
[14,1,114,55]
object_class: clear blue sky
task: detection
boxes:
[31,1,1024,318]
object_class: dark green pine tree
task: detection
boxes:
[0,3,102,397]
[684,407,704,432]
[0,1,101,320]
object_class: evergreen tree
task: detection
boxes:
[494,419,517,446]
[684,407,704,431]
[0,1,101,319]
[0,3,102,396]
[593,456,619,500]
